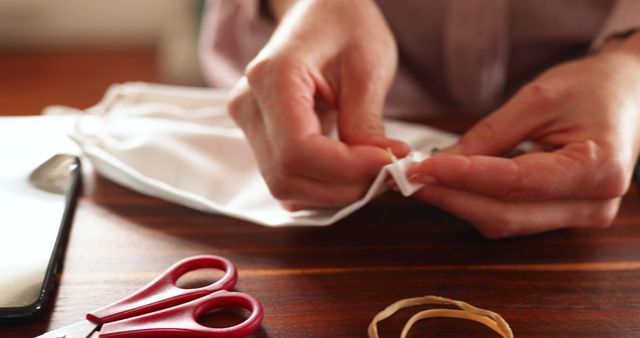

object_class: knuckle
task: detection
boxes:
[520,82,565,105]
[341,119,384,145]
[597,168,630,198]
[585,200,620,229]
[504,179,552,202]
[324,184,368,206]
[465,119,499,145]
[498,161,547,201]
[501,168,530,201]
[592,145,629,198]
[226,92,245,122]
[280,201,303,212]
[266,176,292,201]
[478,214,518,240]
[567,141,631,198]
[244,58,270,88]
[227,78,255,125]
[477,226,510,240]
[245,55,307,90]
[273,146,303,176]
[264,152,305,200]
[595,161,630,198]
[571,140,600,165]
[502,186,533,202]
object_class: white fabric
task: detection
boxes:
[58,83,457,227]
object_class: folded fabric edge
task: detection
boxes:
[386,154,426,196]
[86,82,230,115]
[62,82,454,227]
[70,135,348,227]
[71,131,402,227]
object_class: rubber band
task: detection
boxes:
[368,295,513,338]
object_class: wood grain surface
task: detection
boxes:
[1,50,640,338]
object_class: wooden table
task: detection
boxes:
[2,50,640,338]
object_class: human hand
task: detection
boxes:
[228,0,408,210]
[408,34,640,238]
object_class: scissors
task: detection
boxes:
[37,255,263,338]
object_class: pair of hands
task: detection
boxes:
[228,0,640,238]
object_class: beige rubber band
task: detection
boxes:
[368,295,513,338]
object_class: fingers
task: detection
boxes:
[275,178,371,211]
[408,81,631,201]
[413,184,621,239]
[246,58,321,141]
[336,45,409,158]
[388,139,412,158]
[228,76,390,208]
[409,139,631,201]
[269,134,392,182]
[337,46,387,144]
[230,10,403,209]
[405,56,639,238]
[445,83,561,156]
[246,56,396,168]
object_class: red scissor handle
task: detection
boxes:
[87,255,237,324]
[98,290,263,338]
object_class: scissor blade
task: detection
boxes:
[35,319,98,338]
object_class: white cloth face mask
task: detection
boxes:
[59,83,458,227]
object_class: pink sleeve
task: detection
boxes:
[591,0,640,50]
[198,0,275,88]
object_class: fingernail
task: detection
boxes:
[385,176,399,190]
[440,143,463,154]
[391,141,411,158]
[406,164,420,178]
[409,174,438,185]
[384,150,394,164]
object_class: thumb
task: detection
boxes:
[336,53,409,157]
[338,87,386,146]
[447,84,553,156]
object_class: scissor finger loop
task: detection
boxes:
[99,290,263,338]
[88,255,238,324]
[37,255,262,338]
[169,255,238,291]
[193,290,264,336]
